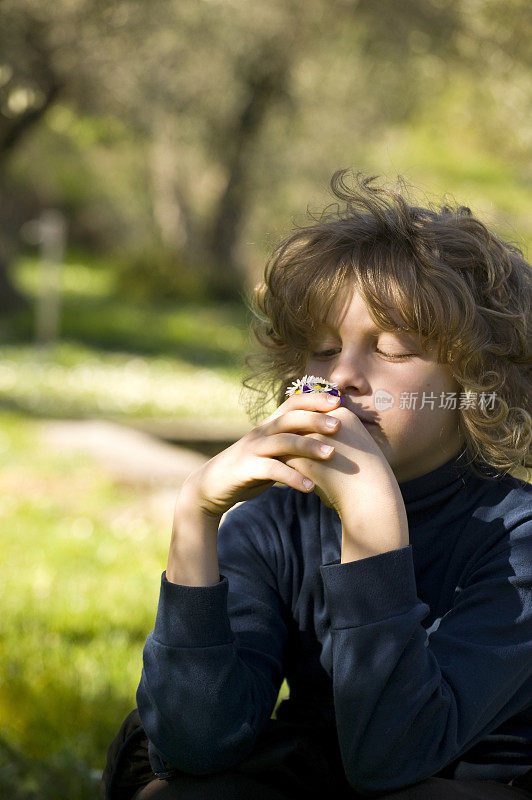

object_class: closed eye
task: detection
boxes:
[313,349,340,358]
[313,348,413,361]
[376,349,413,361]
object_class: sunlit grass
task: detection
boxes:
[10,256,251,365]
[0,411,167,765]
[15,255,117,299]
[1,256,258,422]
[0,408,288,798]
[0,341,249,421]
[0,261,275,793]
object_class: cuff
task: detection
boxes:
[320,545,418,628]
[152,571,233,647]
[148,739,179,780]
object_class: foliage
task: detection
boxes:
[1,0,531,302]
[112,247,213,304]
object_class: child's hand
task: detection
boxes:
[282,405,410,559]
[281,404,389,514]
[179,391,344,519]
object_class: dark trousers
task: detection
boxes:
[101,708,532,800]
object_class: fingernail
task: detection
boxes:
[326,394,339,404]
[320,444,334,455]
[325,417,339,428]
[302,478,314,489]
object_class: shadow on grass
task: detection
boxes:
[1,294,251,370]
[0,737,100,800]
[0,670,138,800]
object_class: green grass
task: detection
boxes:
[0,259,284,795]
[0,410,167,796]
[9,256,251,366]
[0,407,290,797]
[0,256,262,423]
[0,340,251,421]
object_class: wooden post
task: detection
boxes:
[32,209,66,347]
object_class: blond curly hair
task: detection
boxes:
[240,170,532,482]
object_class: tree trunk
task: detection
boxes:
[0,257,28,313]
[0,16,63,313]
[206,53,290,300]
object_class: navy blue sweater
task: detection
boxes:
[137,452,532,795]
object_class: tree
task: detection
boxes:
[1,0,530,308]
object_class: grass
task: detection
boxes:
[0,256,260,424]
[0,409,167,796]
[10,256,251,367]
[0,406,290,797]
[1,249,528,796]
[0,340,250,421]
[0,264,288,797]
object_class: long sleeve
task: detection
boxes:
[136,501,288,774]
[320,521,532,796]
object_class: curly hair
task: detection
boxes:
[240,169,532,482]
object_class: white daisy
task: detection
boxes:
[285,374,340,396]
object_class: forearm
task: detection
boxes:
[139,499,289,774]
[321,548,442,794]
[340,469,409,562]
[166,481,222,586]
[137,572,275,774]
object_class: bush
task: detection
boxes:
[113,247,211,303]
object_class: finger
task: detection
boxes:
[260,409,341,436]
[253,432,335,460]
[246,455,315,492]
[263,390,340,424]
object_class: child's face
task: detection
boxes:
[304,285,464,482]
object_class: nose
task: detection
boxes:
[328,350,371,396]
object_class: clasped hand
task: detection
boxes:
[181,391,407,548]
[279,403,395,518]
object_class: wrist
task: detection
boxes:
[167,486,222,586]
[179,473,226,520]
[339,470,409,562]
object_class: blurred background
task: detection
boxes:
[1,0,531,796]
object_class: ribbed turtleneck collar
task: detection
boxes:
[398,447,476,517]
